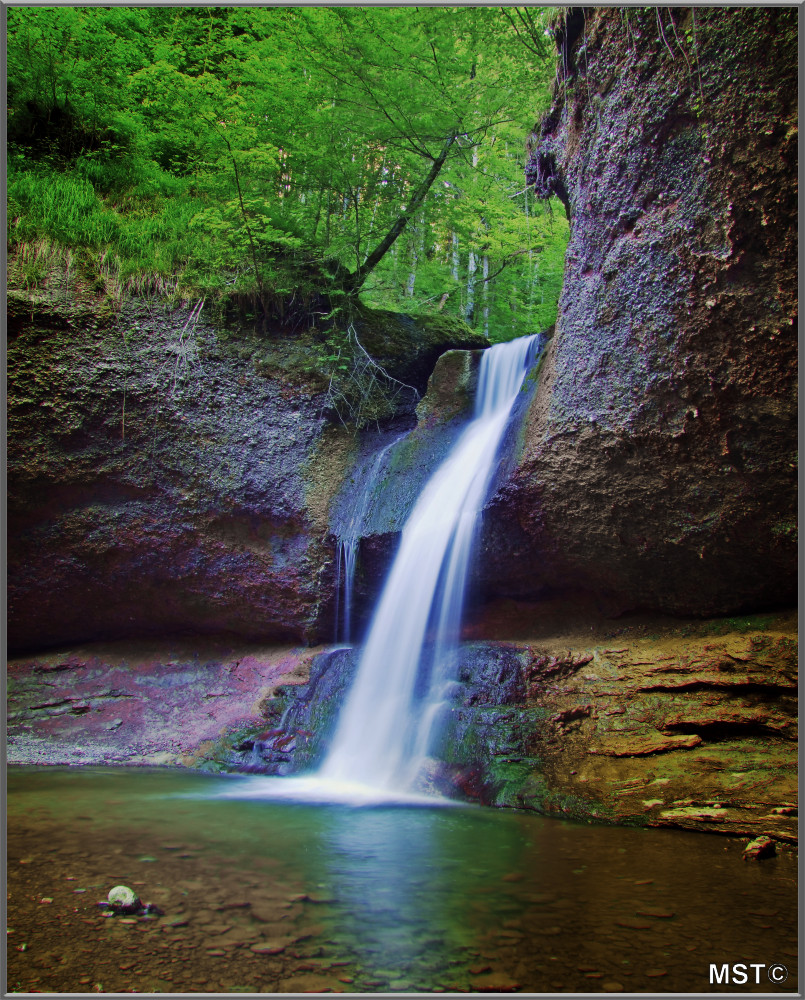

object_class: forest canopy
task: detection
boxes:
[7,5,568,342]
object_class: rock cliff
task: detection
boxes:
[7,287,485,652]
[482,6,797,617]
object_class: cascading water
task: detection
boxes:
[333,434,404,644]
[218,333,543,805]
[320,334,542,792]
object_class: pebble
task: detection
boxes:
[602,982,624,992]
[615,918,652,929]
[646,969,668,977]
[469,965,492,975]
[742,836,776,861]
[206,949,226,957]
[108,885,140,912]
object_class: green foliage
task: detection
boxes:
[7,6,568,341]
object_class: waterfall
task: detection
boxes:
[321,333,542,792]
[217,333,543,805]
[334,434,404,644]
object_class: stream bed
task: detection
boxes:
[7,766,798,994]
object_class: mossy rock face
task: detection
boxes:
[208,647,360,774]
[352,306,488,395]
[415,349,482,427]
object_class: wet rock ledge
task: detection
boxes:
[7,608,796,848]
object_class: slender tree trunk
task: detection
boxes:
[347,133,455,292]
[451,231,460,282]
[482,255,490,338]
[362,152,388,263]
[406,212,426,298]
[466,250,477,323]
[511,278,519,338]
[352,187,361,272]
[311,181,324,241]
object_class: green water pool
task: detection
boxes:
[6,766,798,994]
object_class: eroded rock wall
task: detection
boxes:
[484,7,797,616]
[7,294,334,651]
[7,289,485,652]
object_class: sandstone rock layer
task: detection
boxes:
[7,610,796,844]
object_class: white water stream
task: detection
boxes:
[218,334,541,805]
[334,433,405,644]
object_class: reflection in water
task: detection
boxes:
[320,806,498,980]
[7,768,799,994]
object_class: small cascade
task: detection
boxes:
[333,434,404,643]
[333,539,358,644]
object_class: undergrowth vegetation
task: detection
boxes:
[8,7,569,342]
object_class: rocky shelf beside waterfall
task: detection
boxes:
[7,608,796,848]
[6,289,486,653]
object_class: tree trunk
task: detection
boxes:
[465,250,477,323]
[346,133,455,293]
[482,255,490,338]
[406,212,426,298]
[451,231,460,282]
